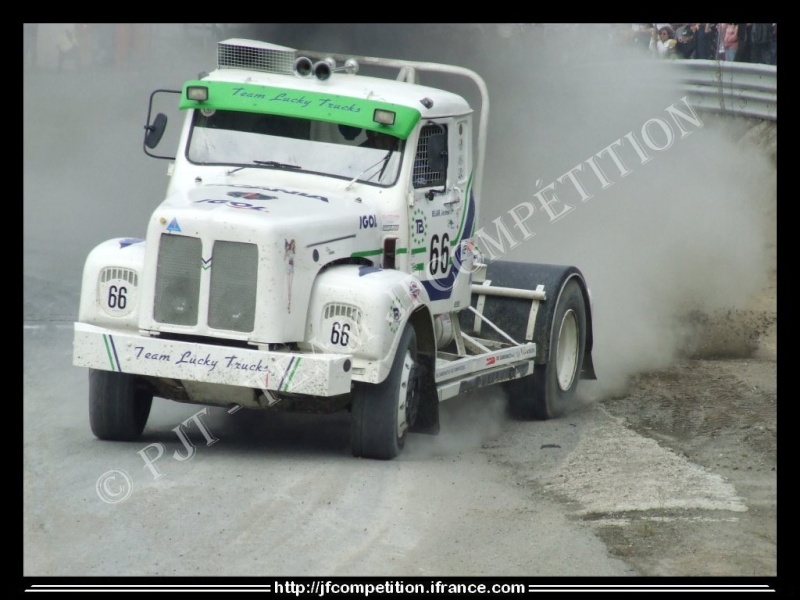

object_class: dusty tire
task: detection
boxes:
[507,279,587,420]
[89,369,153,441]
[351,326,420,460]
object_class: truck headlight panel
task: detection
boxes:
[208,241,257,333]
[323,303,363,351]
[156,279,197,325]
[154,235,201,326]
[373,109,396,126]
[98,267,138,317]
[186,85,209,102]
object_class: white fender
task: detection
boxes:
[78,238,147,330]
[302,265,431,384]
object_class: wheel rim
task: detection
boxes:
[555,309,580,391]
[397,351,419,438]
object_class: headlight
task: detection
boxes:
[98,267,139,317]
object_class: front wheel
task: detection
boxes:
[351,325,420,459]
[89,369,153,441]
[507,279,587,420]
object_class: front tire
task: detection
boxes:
[351,325,420,459]
[507,279,587,420]
[89,369,153,441]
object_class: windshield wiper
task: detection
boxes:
[254,160,301,169]
[227,160,302,175]
[345,149,394,190]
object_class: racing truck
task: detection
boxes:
[73,38,596,459]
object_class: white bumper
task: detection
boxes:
[73,322,353,396]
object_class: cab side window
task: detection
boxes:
[413,123,448,189]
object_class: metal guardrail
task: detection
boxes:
[574,57,776,123]
[658,59,777,121]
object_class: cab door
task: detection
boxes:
[409,119,475,314]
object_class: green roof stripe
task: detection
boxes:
[180,80,421,139]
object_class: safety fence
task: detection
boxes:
[655,59,776,122]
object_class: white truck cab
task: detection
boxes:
[74,39,596,459]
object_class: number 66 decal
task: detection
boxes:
[330,321,351,346]
[428,232,450,275]
[100,275,137,317]
[107,285,128,309]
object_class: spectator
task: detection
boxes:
[629,23,654,54]
[716,23,728,59]
[770,23,777,65]
[749,23,773,64]
[722,23,739,61]
[694,23,718,60]
[654,23,674,36]
[650,26,677,59]
[734,23,750,62]
[674,24,697,59]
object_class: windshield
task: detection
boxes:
[186,109,404,187]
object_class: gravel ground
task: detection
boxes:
[581,120,777,577]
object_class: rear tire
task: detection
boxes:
[507,279,587,420]
[89,369,153,441]
[351,326,420,459]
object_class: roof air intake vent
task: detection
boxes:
[217,38,297,75]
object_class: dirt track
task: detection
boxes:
[589,120,777,576]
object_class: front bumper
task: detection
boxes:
[73,322,353,397]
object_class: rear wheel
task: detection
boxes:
[351,326,420,459]
[89,369,153,441]
[507,279,587,420]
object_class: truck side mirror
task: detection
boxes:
[144,113,168,149]
[426,132,448,173]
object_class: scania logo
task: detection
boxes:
[227,191,278,200]
[196,199,269,212]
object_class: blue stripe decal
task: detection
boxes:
[421,190,476,301]
[278,357,296,391]
[108,334,122,372]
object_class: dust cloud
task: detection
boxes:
[256,24,776,401]
[260,24,775,409]
[24,24,776,446]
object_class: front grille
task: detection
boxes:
[218,40,296,74]
[154,234,201,326]
[208,240,257,332]
[153,234,258,333]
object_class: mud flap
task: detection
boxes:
[460,260,595,379]
[409,352,440,434]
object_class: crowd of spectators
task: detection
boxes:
[628,23,776,65]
